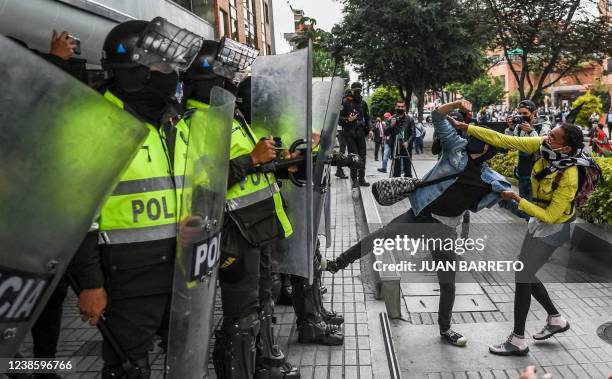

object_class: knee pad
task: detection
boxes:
[214,312,260,379]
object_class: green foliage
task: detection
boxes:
[291,20,350,83]
[480,0,612,101]
[579,157,612,224]
[591,78,611,111]
[329,0,487,114]
[508,91,520,109]
[447,76,505,111]
[369,87,400,118]
[572,92,603,128]
[489,151,518,178]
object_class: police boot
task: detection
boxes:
[101,357,150,379]
[312,253,343,325]
[290,276,344,346]
[297,320,344,346]
[256,300,300,379]
[213,313,259,379]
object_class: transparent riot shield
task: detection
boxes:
[166,87,235,379]
[312,77,346,245]
[251,46,313,282]
[0,36,148,363]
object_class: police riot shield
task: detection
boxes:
[166,87,235,379]
[0,36,148,363]
[251,46,314,282]
[312,77,346,247]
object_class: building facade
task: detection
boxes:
[486,0,611,109]
[177,0,274,55]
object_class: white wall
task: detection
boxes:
[270,0,295,54]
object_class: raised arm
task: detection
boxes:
[466,125,543,153]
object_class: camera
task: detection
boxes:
[68,34,81,55]
[511,115,530,126]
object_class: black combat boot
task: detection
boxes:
[213,313,259,379]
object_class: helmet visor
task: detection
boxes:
[135,17,203,73]
[213,37,259,79]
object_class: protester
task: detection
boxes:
[327,100,511,347]
[378,112,393,173]
[339,82,371,187]
[453,120,599,356]
[591,123,611,156]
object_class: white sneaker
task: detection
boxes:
[533,314,570,340]
[489,333,529,356]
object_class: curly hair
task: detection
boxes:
[560,123,584,154]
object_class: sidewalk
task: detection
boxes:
[362,145,612,379]
[13,162,393,378]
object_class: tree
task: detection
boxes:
[446,76,505,111]
[479,0,611,102]
[291,18,350,82]
[369,87,401,118]
[329,0,488,118]
[572,92,603,128]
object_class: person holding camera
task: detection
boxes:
[339,82,371,187]
[504,100,551,204]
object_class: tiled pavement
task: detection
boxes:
[362,145,612,379]
[11,158,392,378]
[11,139,612,379]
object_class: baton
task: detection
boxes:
[66,273,141,378]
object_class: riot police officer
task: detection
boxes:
[181,41,300,379]
[69,18,199,378]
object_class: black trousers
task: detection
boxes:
[338,131,347,155]
[103,293,171,365]
[31,277,68,358]
[344,130,366,180]
[339,208,457,330]
[374,141,382,160]
[219,220,273,329]
[513,232,560,335]
[392,144,412,178]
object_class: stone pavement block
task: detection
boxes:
[344,349,357,365]
[491,369,508,379]
[329,365,343,378]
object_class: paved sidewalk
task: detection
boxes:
[363,146,612,379]
[12,164,393,378]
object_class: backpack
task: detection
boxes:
[552,160,603,209]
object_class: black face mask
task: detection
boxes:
[395,108,405,115]
[190,77,227,104]
[352,90,362,98]
[116,70,178,125]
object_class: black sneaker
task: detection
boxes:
[377,168,387,173]
[440,329,467,347]
[358,179,370,187]
[335,170,348,179]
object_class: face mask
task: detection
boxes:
[395,108,405,115]
[116,70,178,125]
[352,90,361,97]
[190,77,226,104]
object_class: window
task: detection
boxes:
[219,9,229,38]
[243,0,258,48]
[173,0,193,11]
[229,0,239,40]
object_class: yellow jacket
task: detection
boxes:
[467,125,578,224]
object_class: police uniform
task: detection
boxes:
[69,19,198,378]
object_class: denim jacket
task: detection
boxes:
[408,111,511,216]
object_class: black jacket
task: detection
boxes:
[339,95,371,136]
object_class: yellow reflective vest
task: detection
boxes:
[98,91,188,244]
[185,99,292,238]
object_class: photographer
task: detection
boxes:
[339,82,371,187]
[388,100,416,177]
[504,100,551,204]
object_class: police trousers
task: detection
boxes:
[102,293,171,365]
[219,219,274,329]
